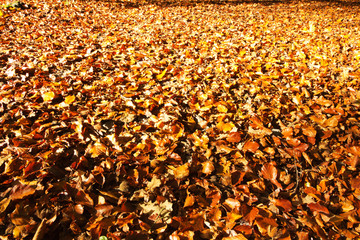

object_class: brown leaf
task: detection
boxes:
[75,190,94,207]
[350,177,360,189]
[0,198,11,214]
[32,219,47,240]
[10,184,36,200]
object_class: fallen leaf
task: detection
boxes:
[10,184,36,200]
[307,202,329,215]
[64,95,76,104]
[174,164,189,180]
[243,141,259,153]
[42,91,55,102]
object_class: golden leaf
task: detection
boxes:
[64,95,76,104]
[217,104,228,113]
[42,91,55,102]
[156,69,167,80]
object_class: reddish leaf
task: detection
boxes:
[307,203,329,215]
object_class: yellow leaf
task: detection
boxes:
[156,69,167,80]
[64,95,76,104]
[239,50,247,57]
[216,121,235,132]
[217,104,228,113]
[309,23,316,33]
[42,91,55,102]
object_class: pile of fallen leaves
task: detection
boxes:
[1,0,360,239]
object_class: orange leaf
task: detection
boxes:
[294,143,309,153]
[223,234,247,240]
[86,141,107,158]
[202,161,214,175]
[302,125,317,137]
[217,104,228,113]
[244,207,259,223]
[0,198,11,214]
[286,138,301,147]
[216,121,235,132]
[274,199,292,212]
[184,194,195,208]
[282,127,293,138]
[348,146,360,156]
[226,132,241,143]
[224,198,240,211]
[243,141,259,153]
[261,162,277,181]
[174,164,189,180]
[323,115,339,128]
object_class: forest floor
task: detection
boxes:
[1,0,360,239]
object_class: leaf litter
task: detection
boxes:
[1,0,360,239]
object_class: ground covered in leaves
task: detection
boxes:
[1,0,360,239]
